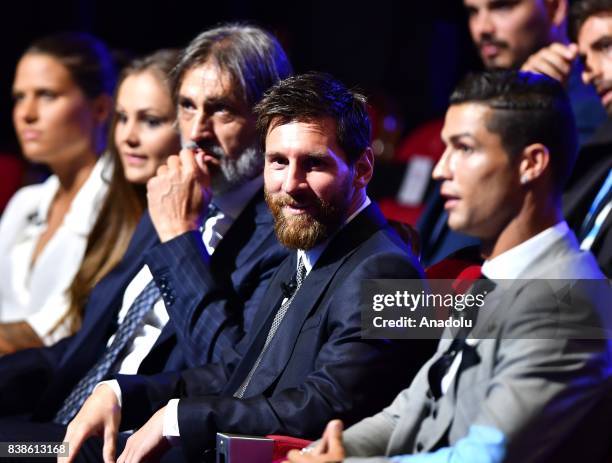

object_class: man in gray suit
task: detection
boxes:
[287,71,612,463]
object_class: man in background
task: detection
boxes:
[418,0,605,267]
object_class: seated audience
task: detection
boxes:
[0,23,290,435]
[417,0,606,267]
[0,33,116,351]
[562,0,612,278]
[58,72,429,463]
[287,71,612,463]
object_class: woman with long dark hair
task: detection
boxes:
[0,43,180,352]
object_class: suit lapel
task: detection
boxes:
[210,190,267,276]
[221,254,294,394]
[238,204,390,396]
[413,286,506,450]
[242,250,345,396]
[149,190,271,355]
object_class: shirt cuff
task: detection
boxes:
[94,380,122,408]
[163,399,181,445]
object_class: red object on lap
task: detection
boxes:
[267,435,313,463]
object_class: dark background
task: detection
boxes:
[0,0,480,154]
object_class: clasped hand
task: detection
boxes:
[283,420,346,463]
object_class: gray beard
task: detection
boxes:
[211,144,263,195]
[181,138,263,195]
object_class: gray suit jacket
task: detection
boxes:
[343,229,612,463]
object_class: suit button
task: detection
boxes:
[416,442,424,452]
[432,409,438,419]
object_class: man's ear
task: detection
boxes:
[519,143,551,185]
[352,147,374,189]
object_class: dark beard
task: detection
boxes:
[264,190,347,250]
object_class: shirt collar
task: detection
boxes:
[212,175,263,220]
[34,153,111,235]
[297,196,371,275]
[481,221,570,280]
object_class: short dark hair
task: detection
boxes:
[569,0,612,42]
[254,72,371,164]
[172,23,293,108]
[25,32,117,98]
[450,70,578,194]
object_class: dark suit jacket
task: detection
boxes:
[417,183,480,267]
[0,190,287,421]
[563,117,612,278]
[115,203,433,462]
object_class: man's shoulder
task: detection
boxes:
[526,228,605,280]
[339,226,423,281]
[330,204,423,277]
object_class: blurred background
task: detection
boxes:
[0,0,481,210]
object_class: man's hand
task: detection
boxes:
[116,407,170,463]
[521,43,578,84]
[60,384,121,463]
[147,149,213,242]
[284,420,345,463]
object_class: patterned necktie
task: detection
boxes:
[54,279,161,424]
[234,257,307,398]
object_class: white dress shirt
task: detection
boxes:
[97,176,262,404]
[0,154,111,344]
[440,221,571,395]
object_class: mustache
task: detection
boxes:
[267,192,321,209]
[477,36,508,50]
[182,139,224,160]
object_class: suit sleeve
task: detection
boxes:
[464,281,612,463]
[144,228,285,367]
[175,252,430,461]
[115,330,250,430]
[345,282,612,463]
[116,362,230,430]
[0,335,73,416]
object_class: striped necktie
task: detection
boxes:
[54,279,161,424]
